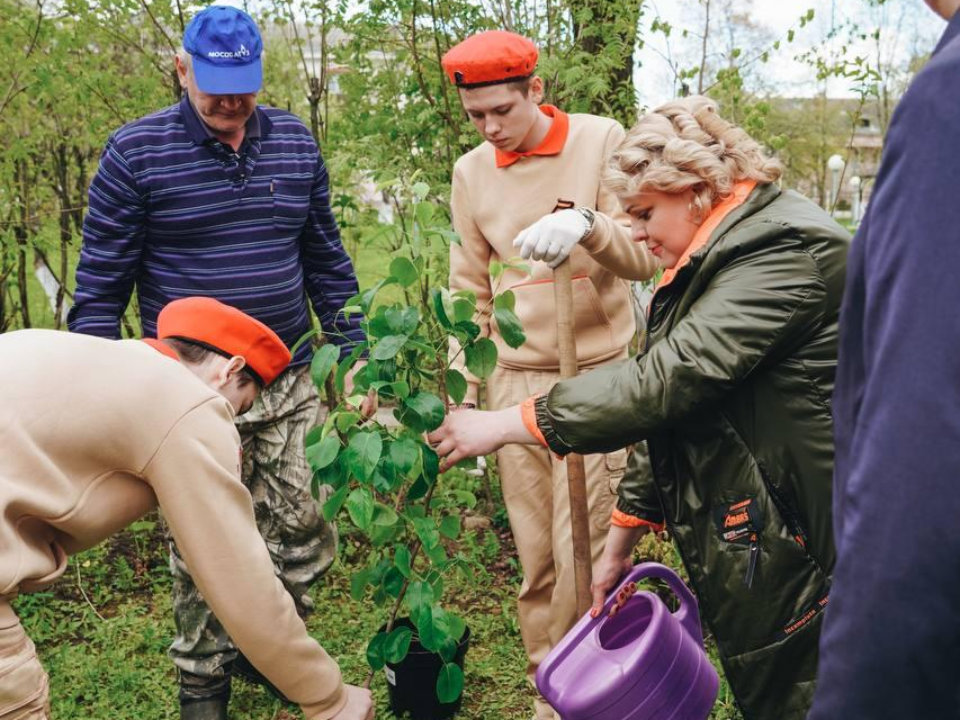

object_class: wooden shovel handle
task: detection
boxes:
[553,258,593,616]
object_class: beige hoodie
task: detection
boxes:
[0,330,345,719]
[449,111,657,403]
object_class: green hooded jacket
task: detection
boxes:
[534,183,850,720]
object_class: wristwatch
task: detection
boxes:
[574,207,596,240]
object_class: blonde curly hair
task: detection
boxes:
[605,96,781,217]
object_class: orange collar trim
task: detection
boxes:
[656,180,758,290]
[495,105,569,169]
[142,338,181,362]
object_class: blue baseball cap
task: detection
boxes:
[183,6,263,95]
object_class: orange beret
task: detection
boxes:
[442,31,538,88]
[157,297,291,386]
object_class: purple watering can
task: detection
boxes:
[536,563,719,720]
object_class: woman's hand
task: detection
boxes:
[589,524,652,617]
[428,405,534,471]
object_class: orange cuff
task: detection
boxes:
[611,508,666,533]
[520,395,549,448]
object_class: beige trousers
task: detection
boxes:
[0,600,50,720]
[487,364,627,720]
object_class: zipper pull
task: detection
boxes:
[744,533,760,588]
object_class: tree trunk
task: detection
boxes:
[569,0,644,127]
[15,159,32,329]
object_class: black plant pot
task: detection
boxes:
[381,617,471,720]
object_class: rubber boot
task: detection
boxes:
[179,669,231,720]
[233,652,292,704]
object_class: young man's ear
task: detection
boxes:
[529,76,545,104]
[222,355,248,382]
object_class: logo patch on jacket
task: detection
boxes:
[713,497,764,545]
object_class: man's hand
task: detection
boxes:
[427,405,534,471]
[330,684,375,720]
[513,209,590,268]
[343,360,378,420]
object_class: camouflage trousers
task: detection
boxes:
[168,364,337,683]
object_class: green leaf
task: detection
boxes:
[436,663,464,703]
[306,434,341,473]
[335,412,361,433]
[418,607,445,652]
[413,517,441,550]
[412,181,429,200]
[452,298,474,323]
[439,515,461,541]
[385,626,414,664]
[321,484,350,521]
[431,288,456,327]
[383,566,405,597]
[389,436,421,477]
[446,612,467,642]
[400,392,446,432]
[304,425,323,448]
[366,632,388,671]
[389,256,419,288]
[465,338,498,379]
[345,431,383,482]
[351,566,371,601]
[493,305,526,349]
[494,290,516,312]
[405,581,435,617]
[372,502,399,527]
[445,369,468,405]
[346,487,375,530]
[421,445,440,485]
[385,306,420,335]
[489,260,504,279]
[415,200,435,226]
[395,546,413,578]
[335,344,365,394]
[310,344,340,389]
[371,334,408,360]
[407,476,430,500]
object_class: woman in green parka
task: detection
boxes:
[429,96,850,720]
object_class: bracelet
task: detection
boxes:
[447,402,476,411]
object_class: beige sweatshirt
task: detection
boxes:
[0,330,346,720]
[449,111,657,403]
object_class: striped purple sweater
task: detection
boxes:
[68,95,364,364]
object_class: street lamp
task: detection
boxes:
[827,154,845,216]
[849,175,862,225]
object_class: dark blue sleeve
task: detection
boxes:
[67,136,145,338]
[810,40,960,718]
[299,150,365,359]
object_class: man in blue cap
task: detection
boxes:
[69,5,371,719]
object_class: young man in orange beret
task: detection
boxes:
[0,298,373,720]
[441,30,657,720]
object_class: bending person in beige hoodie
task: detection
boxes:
[440,31,657,720]
[0,297,373,720]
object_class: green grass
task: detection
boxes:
[13,506,742,720]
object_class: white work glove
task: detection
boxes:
[512,209,590,268]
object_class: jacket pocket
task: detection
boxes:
[589,448,629,531]
[495,276,616,368]
[272,178,312,232]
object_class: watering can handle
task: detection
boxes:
[620,562,704,647]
